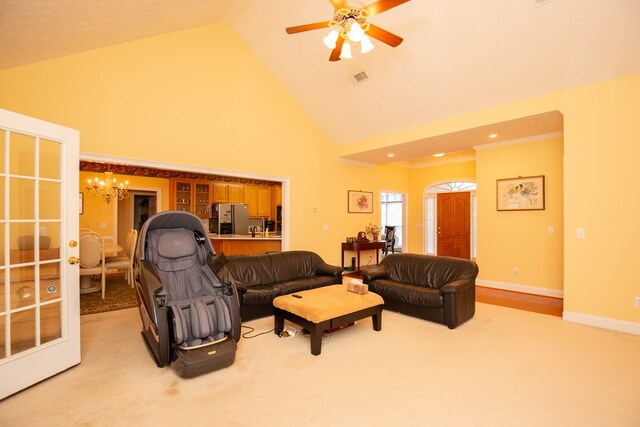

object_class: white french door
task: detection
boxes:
[0,109,80,399]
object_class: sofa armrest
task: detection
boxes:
[361,265,389,283]
[316,263,344,281]
[440,279,474,294]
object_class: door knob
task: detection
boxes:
[68,256,80,265]
[69,240,78,247]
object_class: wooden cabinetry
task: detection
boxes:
[169,179,212,219]
[212,182,229,203]
[229,184,244,203]
[271,185,282,220]
[244,185,271,217]
[213,182,245,203]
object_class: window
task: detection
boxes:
[380,192,404,251]
[425,181,477,259]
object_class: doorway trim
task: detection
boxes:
[79,152,290,251]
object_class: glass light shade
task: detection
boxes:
[339,41,353,59]
[323,30,339,49]
[348,22,365,42]
[360,35,375,54]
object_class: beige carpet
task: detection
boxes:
[1,304,639,426]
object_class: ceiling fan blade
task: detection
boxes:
[329,37,345,62]
[286,21,331,34]
[365,0,412,17]
[367,24,403,47]
[329,0,349,10]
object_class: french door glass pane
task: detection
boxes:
[10,222,35,264]
[10,266,36,310]
[41,263,61,302]
[10,178,35,219]
[40,302,61,345]
[39,181,60,219]
[39,139,61,180]
[10,132,35,177]
[11,307,36,355]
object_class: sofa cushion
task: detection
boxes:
[224,254,277,287]
[279,276,336,294]
[269,251,324,283]
[368,279,443,307]
[381,253,478,289]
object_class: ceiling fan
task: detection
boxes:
[286,0,411,62]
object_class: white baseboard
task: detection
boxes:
[476,279,564,298]
[563,311,640,336]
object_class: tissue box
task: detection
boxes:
[343,277,368,295]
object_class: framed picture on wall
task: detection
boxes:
[79,192,84,215]
[496,175,545,211]
[348,190,373,213]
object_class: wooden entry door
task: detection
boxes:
[437,192,470,259]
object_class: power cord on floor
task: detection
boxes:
[241,325,274,339]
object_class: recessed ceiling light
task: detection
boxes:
[387,153,395,157]
[433,153,445,157]
[489,133,498,138]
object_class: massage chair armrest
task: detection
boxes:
[316,263,344,280]
[440,279,474,294]
[361,265,389,283]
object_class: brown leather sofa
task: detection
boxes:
[216,250,343,321]
[361,253,479,329]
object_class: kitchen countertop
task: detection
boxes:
[208,233,281,240]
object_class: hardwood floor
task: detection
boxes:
[476,286,563,317]
[349,271,563,317]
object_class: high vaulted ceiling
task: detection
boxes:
[2,0,640,166]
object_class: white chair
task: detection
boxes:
[79,231,106,299]
[105,229,138,286]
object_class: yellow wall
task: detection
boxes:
[476,137,564,292]
[407,160,476,253]
[563,73,640,321]
[0,24,410,265]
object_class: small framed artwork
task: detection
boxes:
[79,192,84,215]
[348,190,373,213]
[497,175,545,211]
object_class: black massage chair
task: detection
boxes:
[134,211,241,378]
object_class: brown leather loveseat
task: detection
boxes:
[216,250,343,321]
[361,253,479,329]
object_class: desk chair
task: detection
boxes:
[383,226,396,255]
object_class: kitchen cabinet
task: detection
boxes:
[212,182,229,203]
[244,185,271,217]
[271,185,282,219]
[229,184,244,203]
[213,182,245,203]
[169,179,212,219]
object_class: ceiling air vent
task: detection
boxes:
[352,71,369,85]
[534,0,555,7]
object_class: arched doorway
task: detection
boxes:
[424,181,476,259]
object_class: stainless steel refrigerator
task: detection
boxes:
[211,203,249,235]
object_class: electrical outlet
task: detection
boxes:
[513,267,519,276]
[576,228,586,239]
[100,222,108,229]
[635,296,640,308]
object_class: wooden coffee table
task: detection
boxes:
[272,285,384,355]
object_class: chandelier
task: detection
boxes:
[322,7,374,59]
[85,171,129,204]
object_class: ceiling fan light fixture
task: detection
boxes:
[360,35,375,54]
[348,21,365,42]
[323,29,339,49]
[339,41,353,59]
